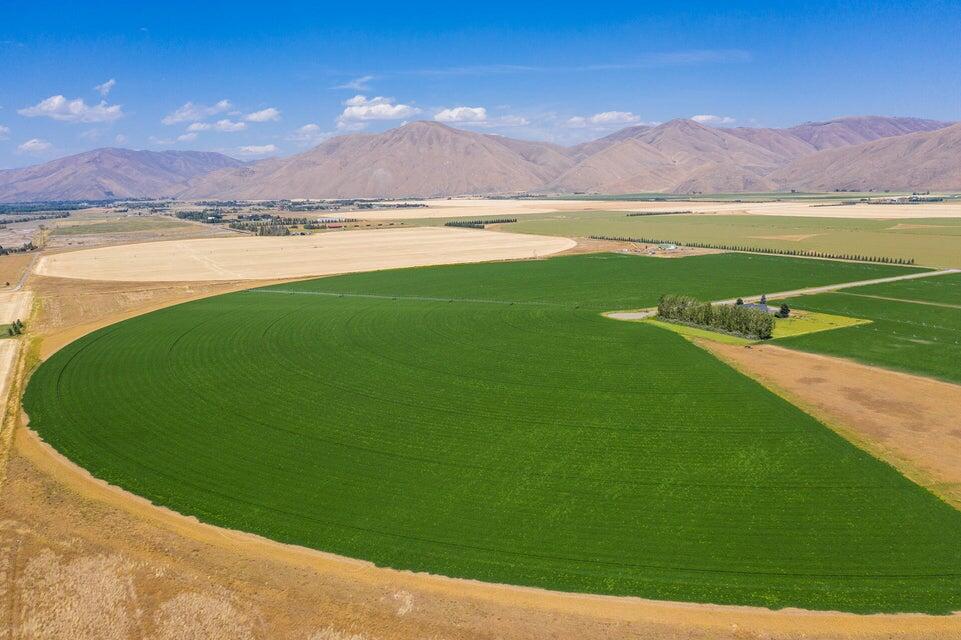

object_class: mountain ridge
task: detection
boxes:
[1,115,956,202]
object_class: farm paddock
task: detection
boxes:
[21,253,961,614]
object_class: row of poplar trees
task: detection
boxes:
[657,294,774,339]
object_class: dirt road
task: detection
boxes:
[607,267,960,320]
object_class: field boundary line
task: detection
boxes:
[834,290,961,310]
[608,268,961,321]
[717,268,961,305]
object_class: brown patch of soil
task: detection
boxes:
[559,237,722,258]
[0,254,35,289]
[701,341,961,508]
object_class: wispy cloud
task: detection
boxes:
[237,144,279,156]
[691,114,736,125]
[288,123,332,146]
[19,95,124,123]
[213,119,246,132]
[94,78,116,97]
[17,138,52,154]
[401,50,751,77]
[161,99,232,125]
[333,75,375,91]
[0,125,9,140]
[245,107,281,122]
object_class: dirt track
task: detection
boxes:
[5,245,961,638]
[33,227,575,282]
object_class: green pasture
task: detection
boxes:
[505,212,961,268]
[52,216,189,235]
[775,274,961,383]
[22,253,961,613]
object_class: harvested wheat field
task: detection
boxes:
[358,199,961,220]
[33,227,575,282]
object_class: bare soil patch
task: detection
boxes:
[701,341,961,508]
[0,254,35,289]
[34,227,575,282]
[557,236,722,258]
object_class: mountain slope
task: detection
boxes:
[786,116,952,151]
[771,122,961,191]
[179,122,574,199]
[724,127,817,161]
[0,149,244,202]
[552,119,781,194]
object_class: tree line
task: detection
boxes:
[590,235,915,265]
[625,210,692,217]
[444,218,518,229]
[657,294,774,339]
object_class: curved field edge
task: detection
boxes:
[21,253,961,614]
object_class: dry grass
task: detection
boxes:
[34,227,575,282]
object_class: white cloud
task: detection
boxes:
[115,133,127,145]
[161,99,232,125]
[337,95,420,127]
[186,122,211,132]
[94,78,116,97]
[334,75,375,91]
[288,123,331,146]
[18,95,124,123]
[148,135,175,145]
[0,125,10,140]
[17,138,52,153]
[245,107,281,122]
[589,111,641,125]
[691,114,736,125]
[236,144,278,156]
[434,106,488,123]
[566,111,642,129]
[497,115,530,127]
[213,119,246,132]
[177,132,198,142]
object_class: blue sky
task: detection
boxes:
[2,1,959,168]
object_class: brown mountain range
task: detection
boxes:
[0,149,244,202]
[1,115,956,202]
[771,122,961,192]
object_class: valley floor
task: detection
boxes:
[4,232,961,638]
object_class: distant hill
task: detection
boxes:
[786,115,952,151]
[1,115,956,201]
[0,149,244,202]
[550,119,781,194]
[771,122,961,191]
[178,122,575,199]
